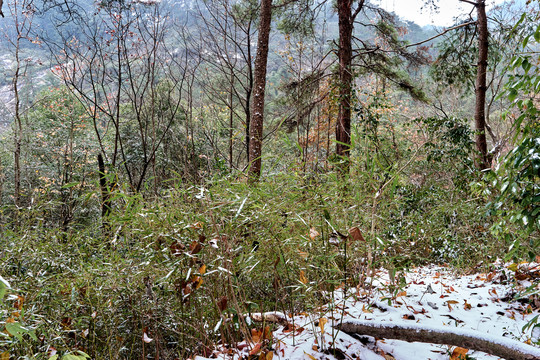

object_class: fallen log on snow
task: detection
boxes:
[249,312,289,325]
[337,320,540,360]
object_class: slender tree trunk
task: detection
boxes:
[248,0,272,182]
[13,28,23,211]
[473,0,490,169]
[229,70,234,168]
[245,32,254,163]
[336,0,355,173]
[98,154,112,233]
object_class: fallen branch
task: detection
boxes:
[249,312,289,325]
[337,320,540,360]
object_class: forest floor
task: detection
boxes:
[194,262,540,360]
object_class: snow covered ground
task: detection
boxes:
[194,264,540,360]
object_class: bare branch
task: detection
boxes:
[405,21,477,48]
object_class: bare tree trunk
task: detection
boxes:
[97,154,112,233]
[9,0,35,212]
[470,0,490,169]
[336,0,364,173]
[248,0,272,182]
[13,60,21,210]
[229,70,234,168]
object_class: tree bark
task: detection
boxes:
[472,0,490,169]
[338,320,540,360]
[248,0,272,182]
[336,0,363,173]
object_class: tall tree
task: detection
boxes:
[5,0,36,211]
[196,0,257,169]
[248,0,272,181]
[335,0,364,172]
[334,1,427,174]
[428,0,490,169]
[469,0,490,170]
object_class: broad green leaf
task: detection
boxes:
[5,322,27,341]
[62,182,80,189]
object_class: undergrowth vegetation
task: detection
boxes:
[0,168,520,359]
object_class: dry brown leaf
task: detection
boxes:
[0,352,9,360]
[14,295,24,310]
[190,222,203,229]
[348,226,365,241]
[189,241,202,255]
[304,352,317,360]
[396,291,407,297]
[249,343,262,356]
[217,296,227,312]
[251,328,261,343]
[170,241,185,256]
[266,351,274,360]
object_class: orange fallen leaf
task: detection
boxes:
[450,346,468,360]
[263,326,272,340]
[319,317,327,334]
[249,343,262,356]
[192,276,203,289]
[299,271,308,284]
[309,228,320,240]
[362,304,373,313]
[199,264,207,274]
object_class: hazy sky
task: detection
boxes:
[373,0,507,27]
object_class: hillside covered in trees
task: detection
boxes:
[0,0,538,359]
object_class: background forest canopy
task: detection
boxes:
[0,0,538,357]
